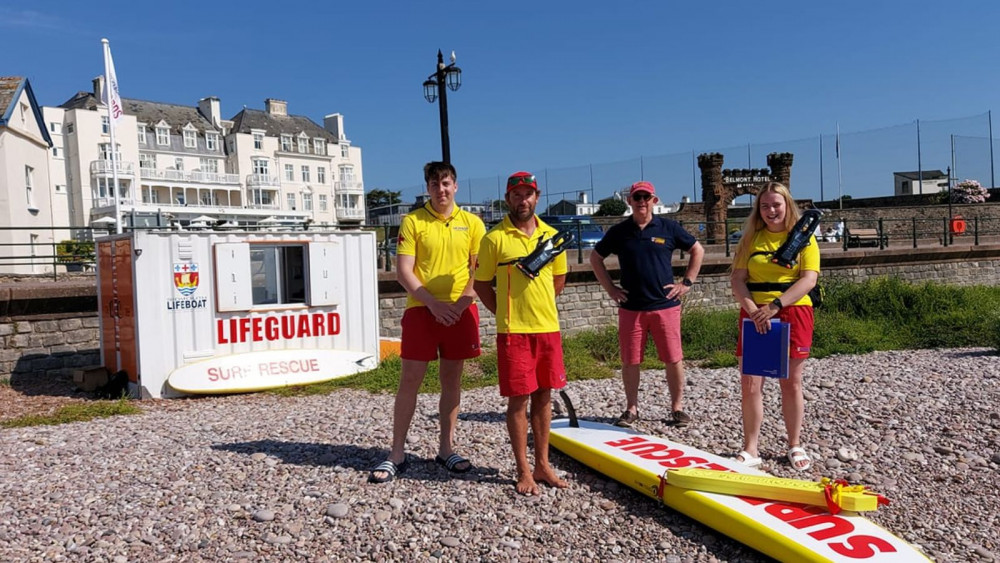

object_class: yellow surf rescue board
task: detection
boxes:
[549,417,929,562]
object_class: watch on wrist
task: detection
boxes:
[681,277,693,287]
[771,297,783,310]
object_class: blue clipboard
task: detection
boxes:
[741,318,790,379]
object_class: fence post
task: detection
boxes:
[842,220,848,251]
[942,218,948,247]
[974,216,979,246]
[878,218,885,249]
[912,217,917,249]
[575,221,583,265]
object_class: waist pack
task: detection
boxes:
[746,281,824,309]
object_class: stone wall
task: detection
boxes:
[3,244,999,382]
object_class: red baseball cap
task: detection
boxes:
[629,181,656,197]
[506,171,539,193]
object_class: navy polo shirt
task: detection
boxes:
[594,216,697,311]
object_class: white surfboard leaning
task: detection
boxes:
[168,349,376,394]
[549,417,930,562]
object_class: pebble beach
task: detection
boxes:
[1,347,998,562]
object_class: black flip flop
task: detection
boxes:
[435,453,472,474]
[368,456,409,483]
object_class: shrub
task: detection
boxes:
[950,179,990,203]
[56,240,95,263]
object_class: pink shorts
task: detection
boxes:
[736,305,814,359]
[496,333,567,397]
[400,304,481,362]
[618,306,683,365]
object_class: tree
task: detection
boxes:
[594,199,627,217]
[365,189,402,210]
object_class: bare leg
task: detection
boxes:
[664,360,685,413]
[779,357,808,468]
[437,358,467,468]
[621,364,641,415]
[530,388,568,489]
[739,358,765,458]
[506,395,537,495]
[371,359,427,480]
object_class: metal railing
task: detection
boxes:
[140,168,240,184]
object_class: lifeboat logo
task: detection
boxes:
[173,263,200,296]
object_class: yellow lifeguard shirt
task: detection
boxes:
[475,215,567,334]
[735,229,821,306]
[397,203,486,309]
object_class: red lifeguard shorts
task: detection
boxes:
[736,305,814,359]
[400,304,481,362]
[496,332,567,397]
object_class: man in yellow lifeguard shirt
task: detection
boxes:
[474,171,569,496]
[369,161,486,484]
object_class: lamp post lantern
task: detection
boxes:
[423,49,462,164]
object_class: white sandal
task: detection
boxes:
[735,450,762,468]
[787,446,812,471]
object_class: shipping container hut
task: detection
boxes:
[97,230,379,399]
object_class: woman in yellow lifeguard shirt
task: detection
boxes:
[730,182,820,472]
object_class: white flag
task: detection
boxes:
[103,41,124,124]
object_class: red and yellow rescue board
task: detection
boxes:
[168,349,376,394]
[549,419,930,562]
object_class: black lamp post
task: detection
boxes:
[423,49,462,164]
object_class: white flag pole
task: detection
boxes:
[836,122,843,211]
[102,38,123,234]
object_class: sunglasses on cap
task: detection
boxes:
[507,174,536,188]
[631,193,653,202]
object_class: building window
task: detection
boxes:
[156,126,170,145]
[314,139,326,156]
[297,135,307,154]
[303,193,313,211]
[253,132,264,150]
[50,122,61,133]
[184,129,197,148]
[139,153,155,169]
[175,158,184,171]
[319,194,328,211]
[55,184,65,193]
[65,122,75,134]
[250,245,306,305]
[317,166,326,184]
[137,126,146,144]
[281,135,292,152]
[200,158,219,173]
[287,193,296,210]
[252,158,269,176]
[52,147,60,158]
[284,164,294,181]
[339,165,355,185]
[101,116,109,134]
[301,166,310,183]
[341,144,349,158]
[99,143,121,161]
[25,166,35,208]
[228,138,236,153]
[206,132,218,151]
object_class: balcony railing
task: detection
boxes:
[246,174,280,188]
[335,206,365,221]
[335,180,364,193]
[90,160,135,175]
[139,168,240,185]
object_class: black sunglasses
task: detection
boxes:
[631,193,653,202]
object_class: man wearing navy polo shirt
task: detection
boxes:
[590,181,704,428]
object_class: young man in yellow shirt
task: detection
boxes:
[474,171,569,496]
[370,162,486,483]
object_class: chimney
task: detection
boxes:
[92,76,105,99]
[324,113,345,140]
[198,97,222,127]
[579,192,588,204]
[265,98,287,116]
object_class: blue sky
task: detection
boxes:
[6,1,999,207]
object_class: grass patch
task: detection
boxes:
[1,397,140,428]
